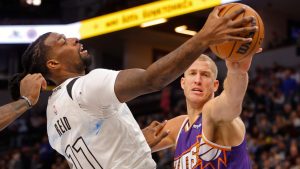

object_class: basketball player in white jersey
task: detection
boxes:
[0,73,46,131]
[9,5,257,169]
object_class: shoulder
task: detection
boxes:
[79,69,120,84]
[87,68,119,76]
[168,115,188,124]
[165,115,188,131]
[166,115,188,141]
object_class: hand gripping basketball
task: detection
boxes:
[210,3,264,62]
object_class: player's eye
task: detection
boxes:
[189,71,196,75]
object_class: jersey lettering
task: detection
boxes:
[55,117,71,136]
[174,145,198,169]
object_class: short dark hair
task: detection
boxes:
[9,32,51,100]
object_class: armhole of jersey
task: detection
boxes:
[67,78,79,100]
[202,131,231,151]
[202,117,246,149]
[175,117,189,145]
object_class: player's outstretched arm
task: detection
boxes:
[115,6,257,103]
[0,74,46,131]
[207,48,262,123]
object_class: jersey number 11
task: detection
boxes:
[65,136,103,169]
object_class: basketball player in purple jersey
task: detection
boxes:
[152,50,261,168]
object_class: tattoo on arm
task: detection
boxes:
[0,99,29,131]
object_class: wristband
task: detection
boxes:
[20,96,33,108]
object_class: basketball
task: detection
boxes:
[209,3,264,62]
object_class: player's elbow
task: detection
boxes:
[229,104,243,118]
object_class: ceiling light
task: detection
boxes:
[25,0,41,6]
[175,25,197,36]
[25,0,32,5]
[32,0,41,6]
[140,18,167,28]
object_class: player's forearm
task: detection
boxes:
[144,33,209,91]
[223,71,248,110]
[0,99,29,131]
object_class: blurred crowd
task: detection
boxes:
[245,63,300,169]
[0,63,299,169]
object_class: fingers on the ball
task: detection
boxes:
[225,36,252,42]
[225,7,245,20]
[228,26,257,36]
[213,5,226,17]
[230,16,254,27]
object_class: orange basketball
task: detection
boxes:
[209,3,264,62]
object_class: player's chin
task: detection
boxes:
[190,96,205,103]
[81,53,90,60]
[81,54,92,68]
[190,91,205,99]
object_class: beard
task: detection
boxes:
[75,52,92,74]
[81,54,92,68]
[82,54,92,73]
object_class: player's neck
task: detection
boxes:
[51,72,84,86]
[186,102,203,125]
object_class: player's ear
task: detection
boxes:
[180,76,185,90]
[213,80,219,92]
[47,59,60,70]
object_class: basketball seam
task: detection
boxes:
[215,4,238,57]
[228,41,237,59]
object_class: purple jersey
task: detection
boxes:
[174,115,251,169]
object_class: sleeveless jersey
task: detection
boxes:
[174,114,251,169]
[46,69,156,169]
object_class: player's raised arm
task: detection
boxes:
[205,48,262,123]
[114,6,256,103]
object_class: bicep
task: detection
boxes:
[114,69,155,103]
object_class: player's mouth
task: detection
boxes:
[191,88,203,94]
[79,44,88,57]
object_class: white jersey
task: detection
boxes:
[46,69,156,169]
